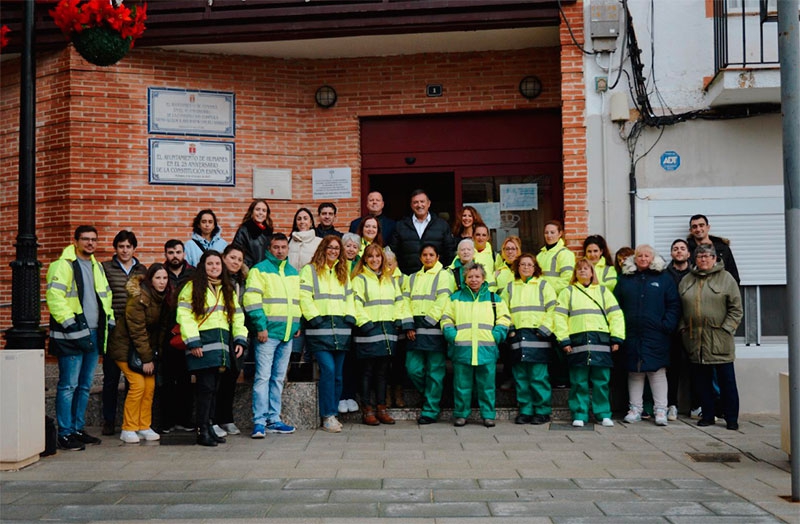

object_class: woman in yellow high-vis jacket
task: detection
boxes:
[300,235,356,433]
[500,253,557,425]
[404,243,456,424]
[554,258,625,428]
[441,261,511,428]
[583,235,617,291]
[351,244,412,425]
[176,250,247,446]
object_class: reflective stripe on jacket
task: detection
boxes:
[404,261,455,352]
[595,258,618,292]
[501,276,557,363]
[46,244,115,355]
[441,282,511,366]
[352,269,412,358]
[243,253,301,342]
[176,282,248,372]
[554,284,625,367]
[299,262,355,352]
[536,239,575,295]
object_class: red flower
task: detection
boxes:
[49,0,147,44]
[0,25,10,51]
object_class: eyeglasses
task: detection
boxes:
[503,246,518,252]
[79,237,97,242]
[696,254,715,259]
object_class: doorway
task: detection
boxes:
[367,172,455,225]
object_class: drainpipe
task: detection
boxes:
[628,159,636,246]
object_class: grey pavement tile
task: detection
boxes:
[186,478,285,491]
[633,488,744,502]
[267,502,379,518]
[435,519,551,524]
[479,478,577,489]
[11,492,125,505]
[574,479,673,489]
[341,449,424,460]
[432,489,521,502]
[1,480,98,492]
[0,491,28,504]
[381,502,491,518]
[120,491,230,504]
[0,504,56,520]
[702,501,772,515]
[48,503,166,521]
[89,480,192,492]
[283,478,381,490]
[384,479,479,489]
[597,501,713,516]
[489,501,603,517]
[668,517,784,523]
[226,489,330,503]
[552,517,670,523]
[157,503,269,519]
[330,488,430,503]
[547,488,635,501]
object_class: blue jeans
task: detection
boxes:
[56,330,99,437]
[315,351,345,418]
[252,337,293,426]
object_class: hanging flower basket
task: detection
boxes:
[71,26,132,66]
[50,0,147,67]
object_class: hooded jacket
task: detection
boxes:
[686,235,740,284]
[184,230,228,267]
[404,261,456,352]
[441,282,511,366]
[536,239,575,296]
[614,254,681,372]
[288,230,322,271]
[107,276,168,364]
[678,261,743,365]
[501,276,557,364]
[46,244,115,356]
[243,251,301,342]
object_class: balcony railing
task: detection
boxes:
[713,0,780,74]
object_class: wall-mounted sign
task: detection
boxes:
[149,139,235,186]
[312,167,352,199]
[500,183,538,210]
[466,202,501,230]
[660,150,681,171]
[148,88,235,137]
[253,168,293,200]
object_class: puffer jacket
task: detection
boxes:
[102,256,148,320]
[614,255,681,372]
[107,276,167,364]
[678,261,743,365]
[288,230,322,270]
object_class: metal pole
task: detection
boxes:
[4,0,45,349]
[777,0,800,502]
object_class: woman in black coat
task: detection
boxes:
[233,199,274,268]
[614,245,681,426]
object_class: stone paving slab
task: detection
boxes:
[382,501,491,518]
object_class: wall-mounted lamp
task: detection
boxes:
[518,75,542,100]
[315,85,337,108]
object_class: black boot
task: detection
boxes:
[208,425,226,444]
[196,426,217,447]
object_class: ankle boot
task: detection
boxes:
[197,426,217,447]
[362,406,380,426]
[376,404,395,424]
[393,385,406,408]
[208,425,226,444]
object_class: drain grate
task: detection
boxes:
[687,452,741,463]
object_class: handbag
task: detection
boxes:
[127,346,145,374]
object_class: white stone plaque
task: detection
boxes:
[312,167,352,199]
[149,139,235,186]
[253,168,293,200]
[148,88,235,137]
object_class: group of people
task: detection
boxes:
[45,186,743,450]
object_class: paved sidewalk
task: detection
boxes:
[1,415,797,523]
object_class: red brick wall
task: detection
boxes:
[1,28,586,344]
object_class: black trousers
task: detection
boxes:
[156,347,195,429]
[360,356,389,406]
[102,356,122,424]
[195,368,221,431]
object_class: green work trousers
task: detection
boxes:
[452,361,496,420]
[405,350,446,419]
[568,366,611,422]
[513,362,552,416]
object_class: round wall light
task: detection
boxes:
[315,85,337,108]
[518,76,543,100]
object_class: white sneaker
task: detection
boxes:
[120,430,140,444]
[338,400,349,414]
[136,428,161,441]
[667,405,678,421]
[655,409,669,426]
[347,399,359,412]
[572,419,584,427]
[212,424,227,438]
[220,423,240,435]
[624,407,642,424]
[601,418,614,427]
[322,416,342,433]
[690,407,702,420]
